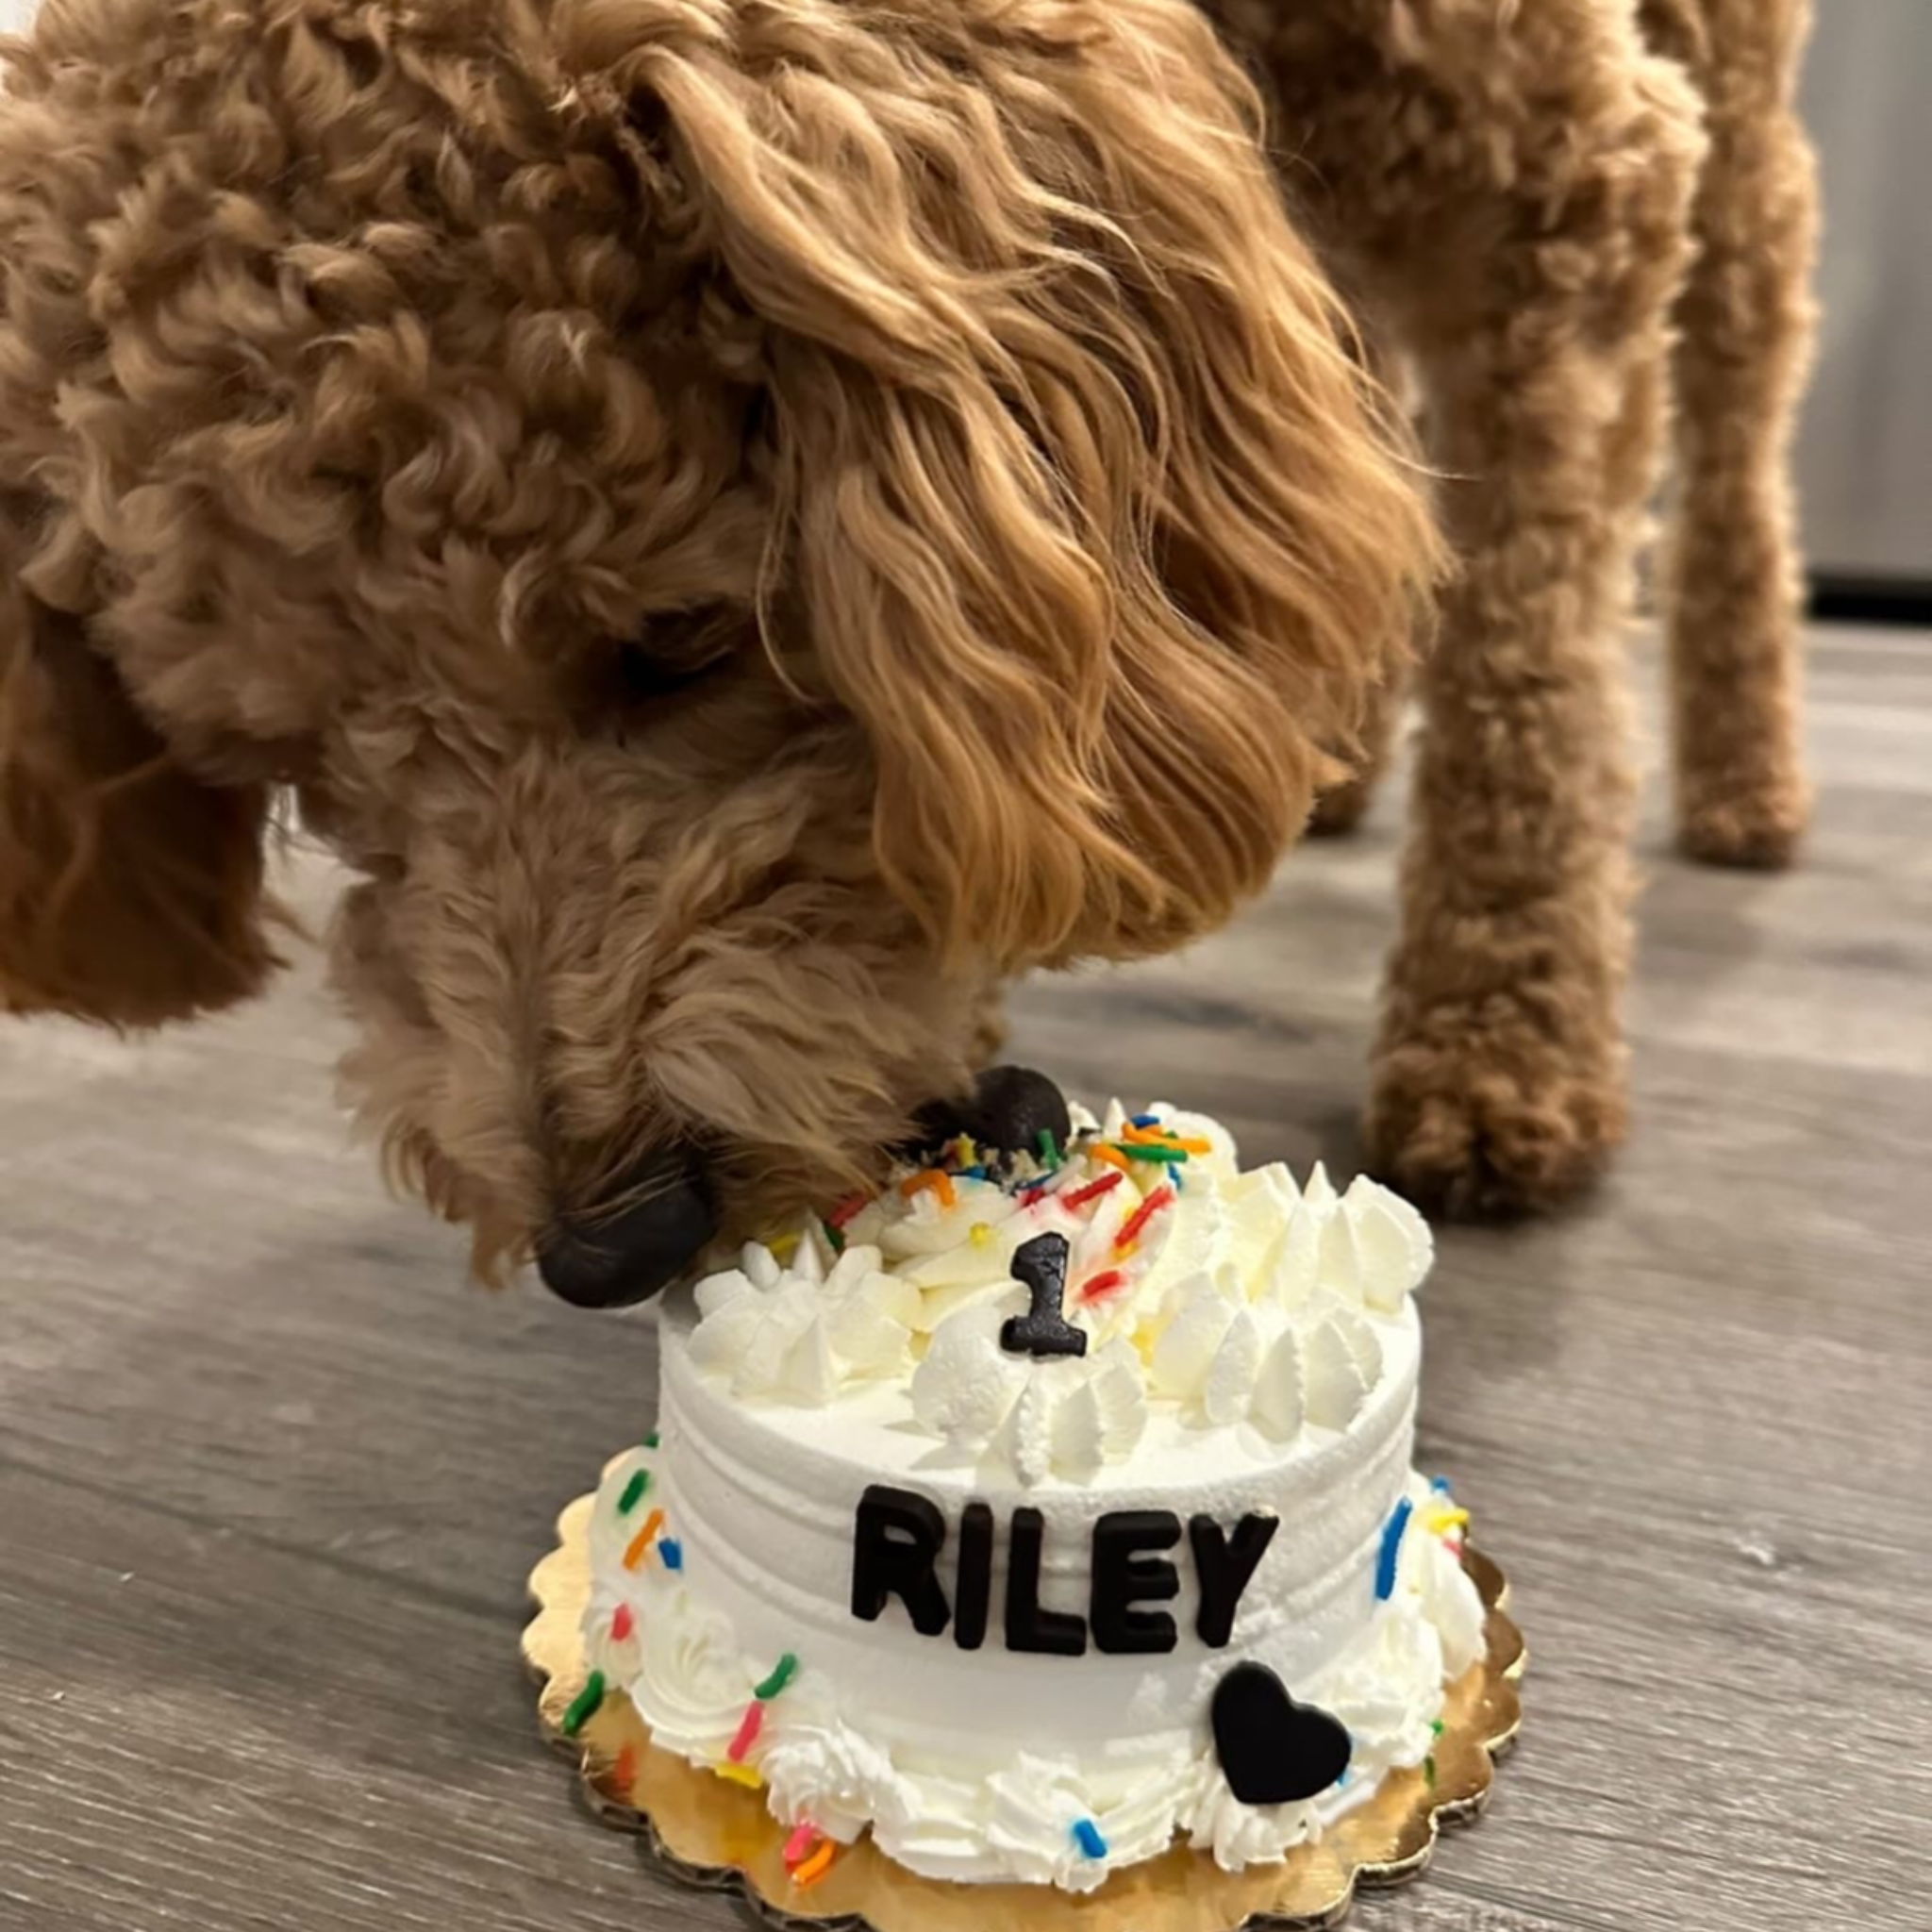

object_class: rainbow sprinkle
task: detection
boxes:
[611,1742,639,1798]
[623,1508,666,1571]
[900,1169,958,1210]
[658,1537,683,1572]
[1130,1112,1161,1128]
[642,1429,660,1449]
[726,1701,765,1763]
[1375,1498,1413,1602]
[783,1822,821,1868]
[792,1840,837,1888]
[827,1192,872,1229]
[822,1220,846,1255]
[561,1671,607,1738]
[1108,1141,1189,1165]
[1072,1819,1108,1860]
[715,1762,763,1790]
[610,1604,635,1642]
[1122,1124,1211,1155]
[1077,1268,1127,1305]
[1060,1171,1124,1210]
[617,1470,651,1515]
[1115,1183,1175,1250]
[1037,1128,1060,1165]
[754,1652,801,1701]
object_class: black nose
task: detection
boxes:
[536,1151,716,1309]
[908,1065,1073,1161]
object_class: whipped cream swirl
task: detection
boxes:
[684,1100,1433,1487]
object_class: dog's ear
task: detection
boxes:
[614,0,1441,967]
[0,590,279,1026]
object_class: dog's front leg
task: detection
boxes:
[1360,42,1707,1217]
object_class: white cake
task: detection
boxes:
[580,1103,1487,1892]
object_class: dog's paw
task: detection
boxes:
[1365,1033,1627,1220]
[1675,785,1808,872]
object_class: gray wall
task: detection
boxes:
[1796,1,1932,579]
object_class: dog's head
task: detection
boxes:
[0,0,1438,1298]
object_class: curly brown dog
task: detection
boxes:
[0,0,1439,1299]
[0,1,1815,1292]
[1205,0,1818,1215]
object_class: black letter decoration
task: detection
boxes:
[1005,1507,1088,1655]
[1001,1234,1088,1359]
[1190,1512,1279,1648]
[852,1485,951,1637]
[954,1501,995,1652]
[1210,1662,1353,1806]
[1091,1511,1181,1654]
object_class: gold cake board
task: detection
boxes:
[525,1491,1525,1932]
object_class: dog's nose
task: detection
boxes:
[908,1065,1072,1160]
[536,1150,716,1309]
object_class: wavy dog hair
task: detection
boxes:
[0,0,1439,1275]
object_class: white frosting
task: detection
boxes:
[684,1098,1433,1487]
[912,1308,1150,1486]
[583,1105,1485,1892]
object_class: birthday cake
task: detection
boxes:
[576,1089,1487,1895]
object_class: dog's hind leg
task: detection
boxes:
[1355,40,1707,1216]
[1653,0,1821,869]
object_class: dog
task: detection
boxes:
[0,0,1440,1302]
[1202,0,1819,1214]
[0,0,1817,1294]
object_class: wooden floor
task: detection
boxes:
[3,625,1927,1932]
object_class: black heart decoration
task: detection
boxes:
[1210,1662,1353,1806]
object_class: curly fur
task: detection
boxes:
[1203,0,1818,1214]
[1648,0,1819,869]
[0,0,1438,1274]
[0,591,281,1021]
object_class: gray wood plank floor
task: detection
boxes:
[3,626,1927,1932]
